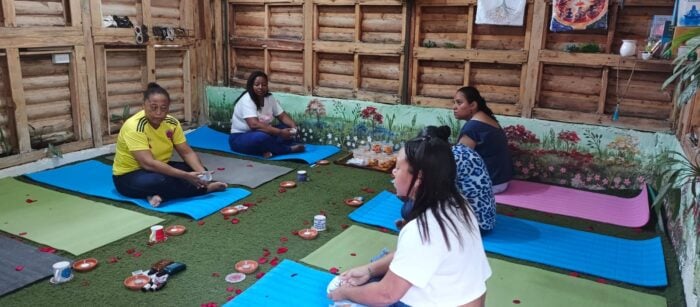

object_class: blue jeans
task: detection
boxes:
[113,161,206,202]
[228,124,295,156]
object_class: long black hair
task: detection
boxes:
[143,82,170,102]
[457,86,497,122]
[233,70,270,110]
[402,133,475,250]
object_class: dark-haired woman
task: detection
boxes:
[112,83,227,207]
[328,136,491,306]
[228,71,304,158]
[454,86,513,194]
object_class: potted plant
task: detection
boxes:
[662,28,700,106]
[651,151,700,232]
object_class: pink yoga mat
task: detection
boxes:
[495,180,649,228]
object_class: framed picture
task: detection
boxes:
[677,0,700,27]
[648,15,672,41]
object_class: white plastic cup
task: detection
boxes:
[52,261,73,283]
[313,215,326,231]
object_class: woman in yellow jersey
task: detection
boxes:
[112,83,227,207]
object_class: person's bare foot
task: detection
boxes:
[147,195,162,207]
[290,144,305,153]
[262,152,273,159]
[207,181,227,193]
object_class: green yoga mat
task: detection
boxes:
[0,178,163,255]
[301,226,666,307]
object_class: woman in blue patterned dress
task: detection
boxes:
[401,125,496,231]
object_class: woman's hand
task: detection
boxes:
[278,128,294,140]
[327,284,348,301]
[184,171,207,189]
[339,266,371,286]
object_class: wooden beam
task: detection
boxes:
[230,37,304,51]
[1,0,15,26]
[313,41,403,56]
[147,46,156,82]
[311,0,403,5]
[604,5,618,53]
[89,0,102,29]
[82,0,103,147]
[142,0,152,29]
[6,48,30,153]
[0,35,84,48]
[532,108,671,132]
[0,140,93,169]
[463,61,470,86]
[413,48,528,64]
[521,0,547,118]
[215,0,224,84]
[353,53,360,94]
[184,49,192,123]
[466,5,474,49]
[68,0,81,28]
[539,50,674,72]
[518,2,534,110]
[71,46,93,141]
[303,1,313,94]
[412,95,522,115]
[93,45,109,137]
[597,67,609,114]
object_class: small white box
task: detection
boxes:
[51,54,70,64]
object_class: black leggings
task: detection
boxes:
[113,161,206,202]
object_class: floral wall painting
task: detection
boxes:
[677,0,700,27]
[475,0,527,26]
[550,0,609,32]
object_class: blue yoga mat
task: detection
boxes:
[348,191,668,287]
[225,259,335,306]
[26,160,251,220]
[186,126,340,165]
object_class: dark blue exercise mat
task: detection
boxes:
[186,126,340,165]
[0,236,71,296]
[348,190,668,287]
[224,259,335,307]
[25,160,251,220]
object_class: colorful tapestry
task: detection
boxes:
[475,0,527,26]
[550,0,609,32]
[677,0,700,27]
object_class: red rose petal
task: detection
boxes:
[270,257,279,266]
[255,272,265,279]
[38,246,56,253]
[505,212,514,217]
[108,257,119,264]
[596,278,608,284]
[277,247,288,254]
[217,167,225,171]
[227,296,234,301]
[126,248,136,254]
[15,265,24,271]
[365,188,375,193]
[231,218,240,224]
[133,252,142,257]
[303,220,310,225]
[587,226,595,231]
[198,221,205,226]
[235,289,242,294]
[379,228,389,233]
[278,188,286,193]
[262,248,271,257]
[340,224,349,229]
[280,237,288,243]
[291,230,298,236]
[513,299,521,304]
[568,272,580,278]
[18,232,27,236]
[246,164,254,167]
[329,267,339,274]
[25,199,36,203]
[226,286,235,292]
[633,228,643,233]
[319,210,327,216]
[258,257,268,264]
[212,272,220,277]
[223,215,230,220]
[350,253,356,256]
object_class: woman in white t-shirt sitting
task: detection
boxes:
[328,135,491,307]
[228,71,304,158]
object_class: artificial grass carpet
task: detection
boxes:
[0,235,71,296]
[0,178,163,255]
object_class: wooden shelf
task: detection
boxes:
[539,50,673,72]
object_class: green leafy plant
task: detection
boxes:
[443,42,458,49]
[422,40,437,48]
[662,27,700,106]
[46,143,63,158]
[110,105,131,123]
[651,151,700,225]
[0,127,12,156]
[564,43,601,53]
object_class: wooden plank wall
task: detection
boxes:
[226,0,681,132]
[0,0,207,169]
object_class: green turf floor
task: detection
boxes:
[0,152,686,306]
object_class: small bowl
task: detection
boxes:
[344,198,364,207]
[298,228,318,240]
[317,160,330,165]
[124,275,150,291]
[220,206,239,216]
[235,260,259,274]
[279,181,297,188]
[72,258,98,272]
[225,272,246,283]
[165,225,187,236]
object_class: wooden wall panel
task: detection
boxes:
[315,52,353,98]
[105,49,146,134]
[361,5,402,44]
[358,55,400,103]
[230,48,263,87]
[269,50,303,93]
[101,0,141,24]
[538,65,601,113]
[416,60,463,100]
[20,54,74,149]
[14,0,66,27]
[469,63,521,105]
[151,0,182,27]
[606,69,672,120]
[156,49,186,121]
[317,5,354,42]
[418,5,468,48]
[612,6,674,53]
[473,24,526,50]
[269,5,303,40]
[0,53,14,156]
[231,5,264,38]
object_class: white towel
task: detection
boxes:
[475,0,527,26]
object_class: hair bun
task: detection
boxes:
[436,126,451,140]
[147,82,161,90]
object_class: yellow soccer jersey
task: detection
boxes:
[112,110,186,175]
